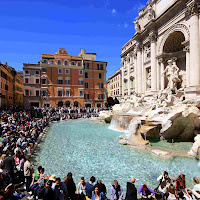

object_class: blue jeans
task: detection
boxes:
[30,183,38,192]
[157,190,165,197]
[33,185,42,200]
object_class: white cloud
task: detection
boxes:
[124,23,128,28]
[112,9,117,14]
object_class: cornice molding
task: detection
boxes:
[186,0,200,16]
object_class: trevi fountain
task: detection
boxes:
[100,59,200,159]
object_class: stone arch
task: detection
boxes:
[85,103,92,108]
[73,101,79,107]
[57,101,63,107]
[65,100,71,107]
[163,31,185,53]
[158,23,190,55]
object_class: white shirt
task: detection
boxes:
[167,193,176,200]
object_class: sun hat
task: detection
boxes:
[49,174,56,181]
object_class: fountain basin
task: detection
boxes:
[33,120,199,196]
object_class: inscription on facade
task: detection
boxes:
[156,0,177,17]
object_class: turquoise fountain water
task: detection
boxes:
[33,120,199,196]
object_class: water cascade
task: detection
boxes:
[102,89,200,158]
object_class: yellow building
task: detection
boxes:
[14,73,23,106]
[107,68,122,100]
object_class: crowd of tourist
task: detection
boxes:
[54,107,110,119]
[0,106,199,200]
[21,170,200,200]
[32,107,110,120]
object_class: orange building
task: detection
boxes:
[0,63,15,107]
[40,48,107,107]
[83,58,107,108]
[13,73,23,106]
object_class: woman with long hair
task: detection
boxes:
[167,185,176,200]
[92,186,107,200]
[139,184,155,200]
[63,172,76,200]
[176,174,186,192]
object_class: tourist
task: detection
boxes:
[176,190,186,200]
[33,167,47,200]
[14,152,20,169]
[4,151,15,183]
[63,172,76,200]
[139,184,155,200]
[77,177,86,196]
[92,186,107,200]
[85,176,96,199]
[14,144,22,155]
[0,172,6,195]
[49,174,57,183]
[17,154,25,183]
[192,177,200,192]
[157,171,171,197]
[95,180,107,195]
[166,185,176,200]
[30,165,42,189]
[155,192,163,200]
[29,166,42,194]
[52,177,68,200]
[188,177,200,200]
[125,177,137,200]
[24,156,33,191]
[0,154,6,168]
[176,174,186,192]
[110,180,123,200]
[3,183,15,199]
[43,180,54,200]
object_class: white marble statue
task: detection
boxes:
[146,68,151,89]
[133,18,140,33]
[147,4,155,21]
[135,95,145,107]
[162,59,180,90]
[179,70,186,89]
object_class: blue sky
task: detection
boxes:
[0,0,148,78]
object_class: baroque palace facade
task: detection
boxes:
[23,48,107,108]
[121,0,200,101]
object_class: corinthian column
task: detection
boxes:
[187,1,200,87]
[150,32,157,92]
[133,52,137,93]
[127,54,131,96]
[121,58,124,97]
[159,58,165,90]
[183,45,190,87]
[136,43,142,94]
